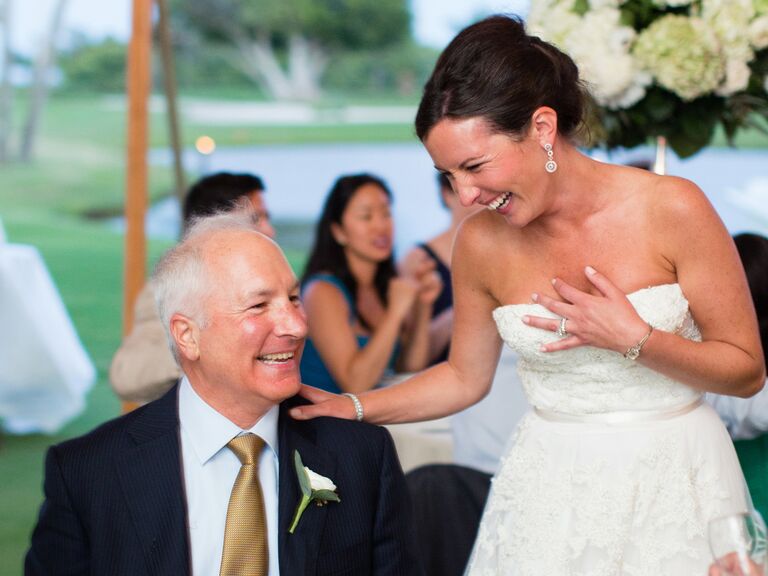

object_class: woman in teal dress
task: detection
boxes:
[299,173,441,393]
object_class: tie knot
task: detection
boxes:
[227,434,265,465]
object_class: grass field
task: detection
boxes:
[1,91,766,573]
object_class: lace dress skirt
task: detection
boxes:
[465,401,749,576]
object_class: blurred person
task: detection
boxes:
[400,172,480,364]
[109,171,274,404]
[707,233,768,439]
[26,212,421,576]
[299,173,441,394]
[401,175,526,576]
[292,15,765,575]
[401,172,528,470]
[708,233,768,520]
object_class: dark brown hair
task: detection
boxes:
[415,15,585,142]
[301,174,397,330]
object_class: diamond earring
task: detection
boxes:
[544,143,557,173]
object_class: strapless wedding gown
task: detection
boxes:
[466,284,750,576]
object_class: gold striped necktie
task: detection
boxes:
[220,434,268,576]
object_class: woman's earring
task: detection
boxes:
[544,143,557,173]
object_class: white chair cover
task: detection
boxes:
[0,226,95,433]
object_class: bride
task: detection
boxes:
[292,15,766,574]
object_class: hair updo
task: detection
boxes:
[415,15,586,142]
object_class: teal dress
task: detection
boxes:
[300,274,398,394]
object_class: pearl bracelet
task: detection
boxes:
[342,393,364,422]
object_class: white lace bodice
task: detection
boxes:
[492,283,702,414]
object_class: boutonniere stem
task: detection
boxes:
[288,450,340,534]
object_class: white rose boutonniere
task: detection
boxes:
[288,450,340,534]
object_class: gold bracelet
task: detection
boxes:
[624,324,654,361]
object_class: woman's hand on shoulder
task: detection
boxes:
[523,266,649,354]
[290,385,359,421]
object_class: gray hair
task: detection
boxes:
[152,209,259,360]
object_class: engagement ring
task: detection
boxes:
[556,317,568,338]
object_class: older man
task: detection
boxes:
[109,171,275,404]
[26,212,421,576]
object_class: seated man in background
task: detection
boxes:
[110,171,274,404]
[27,211,420,575]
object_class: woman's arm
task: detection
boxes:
[530,177,765,397]
[294,216,504,423]
[303,278,416,393]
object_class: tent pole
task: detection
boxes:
[122,0,152,412]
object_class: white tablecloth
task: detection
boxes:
[385,417,454,473]
[0,237,95,433]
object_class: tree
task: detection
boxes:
[0,0,13,163]
[19,0,69,162]
[170,0,411,101]
[58,35,127,93]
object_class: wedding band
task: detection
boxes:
[556,317,568,338]
[342,393,364,422]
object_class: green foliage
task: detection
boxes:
[323,41,438,96]
[172,42,256,91]
[171,0,410,51]
[590,88,727,158]
[58,36,127,93]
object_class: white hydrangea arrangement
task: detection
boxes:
[528,0,768,157]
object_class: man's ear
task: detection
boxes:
[531,106,559,146]
[171,313,201,361]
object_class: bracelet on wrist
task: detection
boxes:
[342,393,364,422]
[624,323,654,361]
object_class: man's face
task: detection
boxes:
[181,230,306,419]
[247,190,276,238]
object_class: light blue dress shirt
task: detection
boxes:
[179,376,280,575]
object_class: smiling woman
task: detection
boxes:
[298,173,441,394]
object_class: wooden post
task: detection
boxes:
[123,0,153,412]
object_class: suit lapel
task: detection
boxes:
[278,401,337,575]
[115,386,190,575]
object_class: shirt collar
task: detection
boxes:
[178,376,280,465]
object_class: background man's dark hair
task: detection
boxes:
[182,172,265,226]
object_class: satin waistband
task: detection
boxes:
[533,397,704,425]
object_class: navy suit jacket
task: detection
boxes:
[25,386,422,575]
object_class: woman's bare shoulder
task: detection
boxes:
[302,276,351,308]
[643,174,719,226]
[455,209,521,251]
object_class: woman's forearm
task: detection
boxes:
[638,330,765,397]
[358,360,490,424]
